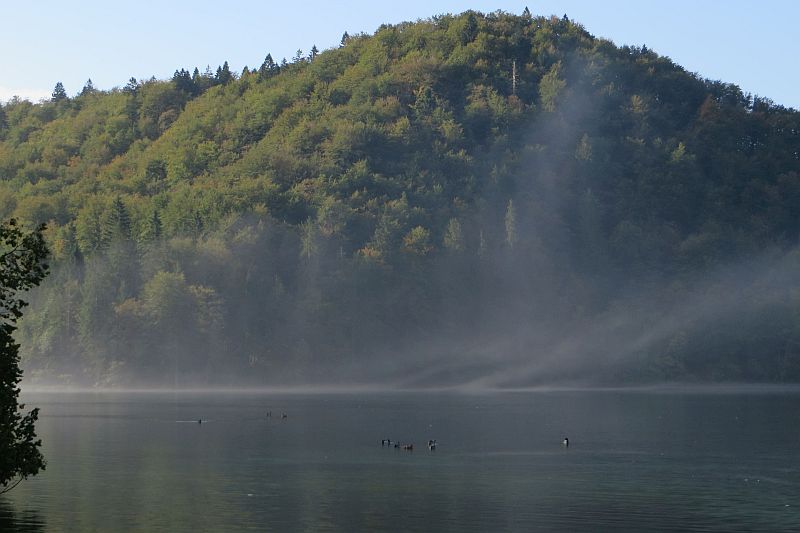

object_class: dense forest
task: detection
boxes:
[2,10,799,386]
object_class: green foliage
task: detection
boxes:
[538,62,565,112]
[443,218,464,252]
[51,82,67,102]
[2,10,800,385]
[0,219,48,493]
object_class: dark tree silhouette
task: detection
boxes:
[0,219,49,494]
[51,82,67,102]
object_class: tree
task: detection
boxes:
[443,218,464,252]
[340,32,350,47]
[123,77,139,95]
[259,54,277,80]
[215,62,233,85]
[403,226,433,256]
[505,199,518,250]
[309,45,319,61]
[460,12,479,44]
[51,82,67,102]
[80,79,95,96]
[172,69,196,96]
[0,219,49,493]
[539,62,566,112]
[106,196,132,241]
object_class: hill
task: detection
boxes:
[2,10,800,386]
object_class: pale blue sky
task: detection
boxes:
[2,1,798,109]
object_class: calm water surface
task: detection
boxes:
[1,388,799,531]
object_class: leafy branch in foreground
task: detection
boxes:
[0,219,49,494]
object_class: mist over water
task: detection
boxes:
[20,234,800,390]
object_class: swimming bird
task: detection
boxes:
[562,437,569,447]
[198,419,203,424]
[428,439,437,450]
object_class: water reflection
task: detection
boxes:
[0,498,45,532]
[4,390,800,531]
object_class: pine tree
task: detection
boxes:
[80,79,95,96]
[51,82,67,102]
[123,77,138,95]
[259,54,276,80]
[172,68,196,95]
[106,196,131,241]
[215,61,233,85]
[340,32,350,46]
[309,45,319,61]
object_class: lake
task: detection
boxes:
[1,388,799,531]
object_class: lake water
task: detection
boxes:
[1,388,799,531]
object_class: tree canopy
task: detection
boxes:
[0,219,48,493]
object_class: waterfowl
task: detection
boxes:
[562,437,569,447]
[428,439,437,450]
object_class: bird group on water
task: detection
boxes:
[381,438,434,451]
[196,411,570,451]
[381,437,569,450]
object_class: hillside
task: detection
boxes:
[2,10,800,386]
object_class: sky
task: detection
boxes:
[2,0,798,109]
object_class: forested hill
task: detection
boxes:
[3,10,800,386]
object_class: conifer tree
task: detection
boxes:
[215,61,233,85]
[259,54,277,79]
[80,79,95,95]
[51,82,67,102]
[123,77,138,94]
[106,196,132,241]
[172,69,196,95]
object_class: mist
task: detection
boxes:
[8,11,800,390]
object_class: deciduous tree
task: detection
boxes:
[0,219,49,494]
